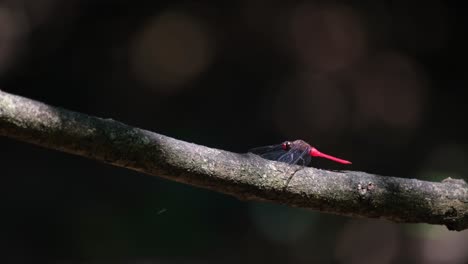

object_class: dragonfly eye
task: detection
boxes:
[281,141,291,150]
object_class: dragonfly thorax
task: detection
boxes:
[289,140,312,151]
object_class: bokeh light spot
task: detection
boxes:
[289,3,367,73]
[0,6,27,74]
[249,202,319,245]
[404,224,468,264]
[335,219,399,264]
[272,75,348,140]
[350,52,427,131]
[130,11,214,92]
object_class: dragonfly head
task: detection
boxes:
[281,141,292,150]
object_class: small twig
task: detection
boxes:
[1,90,468,230]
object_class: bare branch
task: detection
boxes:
[1,90,468,231]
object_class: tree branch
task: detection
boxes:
[1,90,468,231]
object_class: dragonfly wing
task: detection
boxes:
[249,143,311,166]
[276,148,311,165]
[260,150,289,161]
[248,144,283,154]
[248,144,286,161]
[294,150,311,166]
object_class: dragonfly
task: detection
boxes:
[249,140,351,166]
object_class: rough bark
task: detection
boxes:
[1,90,468,231]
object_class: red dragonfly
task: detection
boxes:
[249,140,351,166]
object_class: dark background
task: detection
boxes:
[1,1,468,263]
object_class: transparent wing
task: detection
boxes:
[249,143,311,166]
[248,144,287,161]
[277,147,311,165]
[292,149,312,166]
